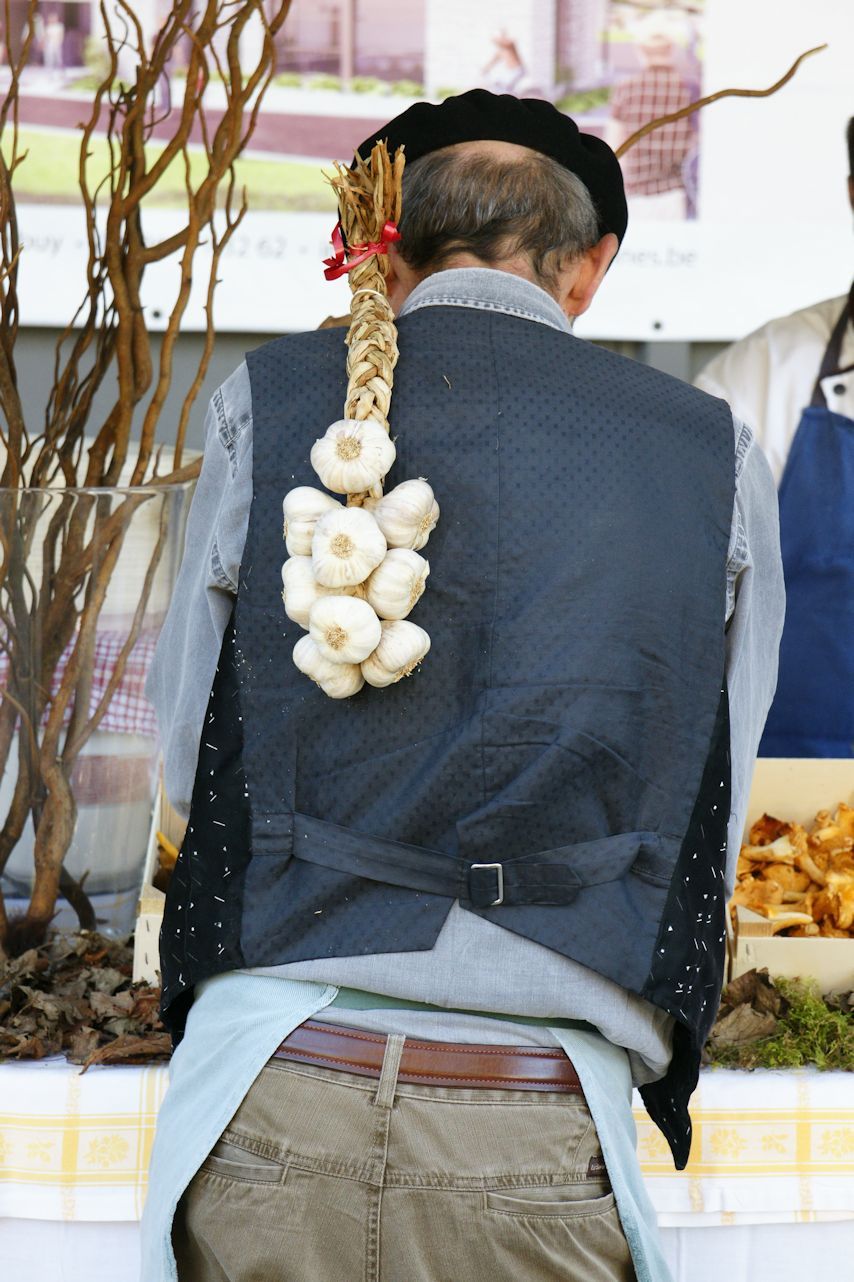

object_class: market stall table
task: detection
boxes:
[0,1057,852,1281]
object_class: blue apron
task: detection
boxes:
[760,286,854,757]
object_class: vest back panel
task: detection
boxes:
[229,309,732,992]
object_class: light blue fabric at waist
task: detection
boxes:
[140,972,673,1282]
[330,984,592,1032]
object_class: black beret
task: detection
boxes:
[357,88,627,244]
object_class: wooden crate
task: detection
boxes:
[729,758,854,993]
[132,791,185,984]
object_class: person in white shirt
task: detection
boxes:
[696,117,854,758]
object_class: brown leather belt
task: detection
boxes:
[272,1020,583,1093]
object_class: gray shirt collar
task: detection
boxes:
[398,267,573,334]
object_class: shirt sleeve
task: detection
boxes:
[146,363,253,817]
[696,333,774,459]
[722,417,786,893]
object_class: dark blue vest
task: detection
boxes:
[161,307,734,1168]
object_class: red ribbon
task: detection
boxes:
[323,220,401,280]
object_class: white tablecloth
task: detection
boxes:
[634,1065,854,1226]
[0,1058,167,1222]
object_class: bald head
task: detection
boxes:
[443,138,542,165]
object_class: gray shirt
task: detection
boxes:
[147,267,785,1083]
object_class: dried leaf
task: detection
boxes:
[752,978,787,1018]
[5,1033,52,1059]
[1,930,169,1067]
[27,990,65,1021]
[7,948,43,979]
[80,1033,172,1071]
[89,967,127,995]
[720,968,763,1010]
[710,1005,778,1047]
[103,1016,140,1037]
[88,984,133,1015]
[130,988,164,1027]
[9,1013,38,1034]
[826,990,854,1013]
[68,1026,101,1061]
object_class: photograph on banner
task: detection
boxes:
[0,0,850,337]
[1,0,704,218]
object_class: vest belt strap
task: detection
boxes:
[288,813,667,908]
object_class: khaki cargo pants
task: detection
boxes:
[173,1034,636,1281]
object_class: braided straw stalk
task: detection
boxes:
[327,142,405,507]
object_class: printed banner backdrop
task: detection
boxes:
[4,0,853,341]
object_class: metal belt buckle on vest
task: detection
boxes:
[469,862,505,907]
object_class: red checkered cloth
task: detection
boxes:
[0,630,158,739]
[610,69,696,196]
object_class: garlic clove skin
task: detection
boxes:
[293,635,364,699]
[361,620,431,688]
[365,549,430,621]
[370,478,440,550]
[310,419,396,495]
[309,595,382,664]
[281,555,332,629]
[282,486,341,556]
[312,506,387,588]
[281,556,366,629]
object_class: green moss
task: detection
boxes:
[709,978,854,1071]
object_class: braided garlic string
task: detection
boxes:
[280,142,438,697]
[329,142,404,503]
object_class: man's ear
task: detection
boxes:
[562,233,620,319]
[384,245,416,314]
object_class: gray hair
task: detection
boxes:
[397,145,600,294]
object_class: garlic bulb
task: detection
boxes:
[293,635,364,699]
[281,558,371,629]
[312,507,387,588]
[282,487,340,557]
[310,419,396,495]
[361,620,431,688]
[309,595,382,664]
[281,555,333,628]
[365,549,430,621]
[370,478,439,551]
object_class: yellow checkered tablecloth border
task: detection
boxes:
[0,1059,169,1222]
[0,1060,852,1225]
[633,1067,854,1226]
